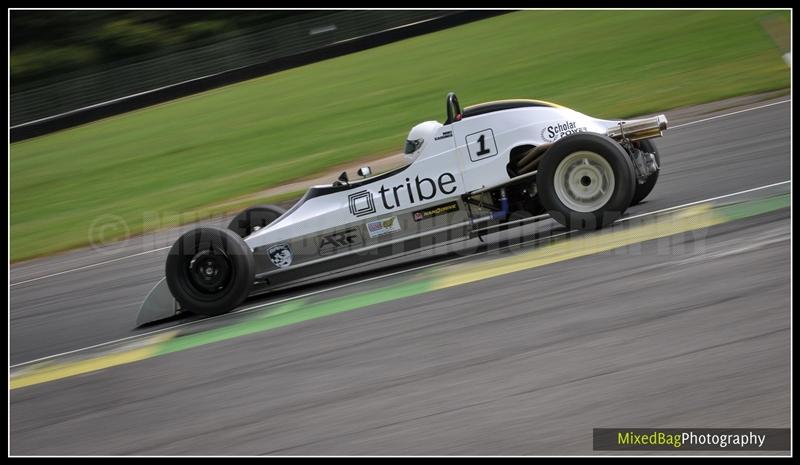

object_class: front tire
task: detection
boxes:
[166,226,254,316]
[537,133,636,230]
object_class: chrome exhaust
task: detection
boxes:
[606,114,668,141]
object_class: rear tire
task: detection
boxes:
[166,226,254,316]
[227,204,286,238]
[630,139,660,206]
[537,133,636,230]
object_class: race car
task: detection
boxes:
[137,92,666,325]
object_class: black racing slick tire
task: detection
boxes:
[166,226,255,316]
[537,133,636,230]
[630,138,661,206]
[227,204,286,238]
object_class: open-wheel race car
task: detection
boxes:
[137,92,667,325]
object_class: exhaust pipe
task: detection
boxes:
[606,114,668,141]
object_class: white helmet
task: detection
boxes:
[403,120,443,164]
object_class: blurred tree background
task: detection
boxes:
[10,10,335,89]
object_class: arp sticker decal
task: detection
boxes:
[318,228,363,256]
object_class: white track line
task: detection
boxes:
[10,246,171,287]
[11,257,485,369]
[10,180,791,369]
[670,99,790,130]
[9,98,791,288]
[622,180,791,222]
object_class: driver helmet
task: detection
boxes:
[403,120,443,164]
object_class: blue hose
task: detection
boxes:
[490,189,510,220]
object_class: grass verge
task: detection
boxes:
[10,10,789,261]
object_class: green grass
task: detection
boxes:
[10,10,789,261]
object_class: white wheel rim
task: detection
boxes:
[553,151,615,213]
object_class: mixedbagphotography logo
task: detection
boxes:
[593,428,790,451]
[348,190,376,217]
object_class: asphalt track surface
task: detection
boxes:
[10,99,791,455]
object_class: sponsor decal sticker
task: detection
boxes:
[366,216,402,238]
[267,244,293,268]
[434,130,453,141]
[348,190,376,217]
[318,228,363,256]
[541,120,588,142]
[413,201,460,222]
[377,172,458,211]
[347,172,459,217]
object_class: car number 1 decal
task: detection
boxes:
[465,128,498,162]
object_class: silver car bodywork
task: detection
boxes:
[138,98,666,325]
